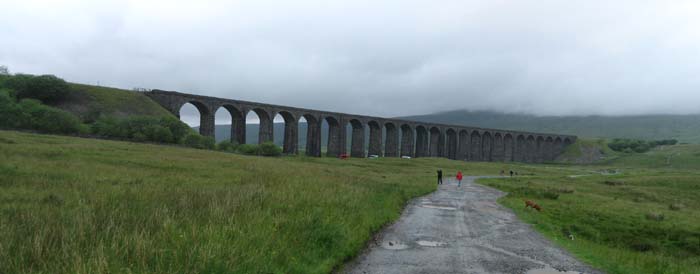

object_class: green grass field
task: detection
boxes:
[481,144,700,274]
[2,130,699,273]
[0,130,531,274]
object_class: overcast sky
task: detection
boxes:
[2,0,700,125]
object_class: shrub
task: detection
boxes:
[158,117,192,142]
[259,142,282,156]
[18,99,87,134]
[608,138,678,153]
[0,89,26,129]
[3,74,71,103]
[91,116,192,144]
[217,140,239,152]
[144,125,174,143]
[237,144,262,155]
[183,133,215,150]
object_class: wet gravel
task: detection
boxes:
[342,176,603,274]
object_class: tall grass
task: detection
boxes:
[0,130,518,274]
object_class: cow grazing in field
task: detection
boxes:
[525,200,542,211]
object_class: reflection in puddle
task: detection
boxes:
[416,240,446,247]
[526,267,583,274]
[420,204,457,211]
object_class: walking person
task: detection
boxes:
[456,171,463,187]
[437,169,443,185]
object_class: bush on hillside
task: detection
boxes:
[608,138,678,153]
[0,89,27,128]
[259,142,282,156]
[91,116,192,144]
[217,140,239,152]
[183,133,216,150]
[0,90,87,134]
[19,99,88,134]
[234,142,282,156]
[236,144,262,155]
[2,74,71,103]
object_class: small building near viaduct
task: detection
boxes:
[145,90,576,163]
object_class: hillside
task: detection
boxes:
[56,83,174,121]
[401,110,700,144]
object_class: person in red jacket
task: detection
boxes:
[456,171,463,187]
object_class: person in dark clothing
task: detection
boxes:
[437,169,443,185]
[509,170,514,177]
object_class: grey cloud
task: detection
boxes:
[2,0,700,126]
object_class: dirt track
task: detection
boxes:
[342,176,602,274]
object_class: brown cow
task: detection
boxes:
[525,200,542,211]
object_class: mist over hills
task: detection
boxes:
[401,110,700,143]
[203,110,700,146]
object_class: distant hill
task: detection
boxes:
[400,110,700,144]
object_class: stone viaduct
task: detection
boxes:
[145,90,576,163]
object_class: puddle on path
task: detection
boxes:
[526,267,583,274]
[420,204,457,211]
[416,240,446,247]
[381,240,409,250]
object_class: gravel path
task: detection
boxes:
[342,176,603,274]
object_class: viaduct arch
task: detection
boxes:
[146,90,576,162]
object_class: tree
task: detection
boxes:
[5,74,71,103]
[0,66,8,75]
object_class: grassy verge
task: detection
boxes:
[480,154,700,273]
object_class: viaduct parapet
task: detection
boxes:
[145,90,576,163]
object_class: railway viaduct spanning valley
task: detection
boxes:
[146,90,576,163]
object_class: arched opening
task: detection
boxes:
[554,137,563,159]
[493,133,504,162]
[368,121,382,157]
[275,111,297,154]
[535,136,545,163]
[564,138,573,146]
[545,137,554,162]
[347,119,365,158]
[384,123,399,157]
[482,131,493,162]
[526,135,536,163]
[244,110,259,144]
[515,135,526,162]
[415,126,429,157]
[504,134,514,162]
[217,104,245,144]
[324,116,342,157]
[178,101,212,137]
[429,127,441,157]
[446,129,457,160]
[459,130,469,161]
[400,124,414,157]
[299,114,321,156]
[470,131,482,161]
